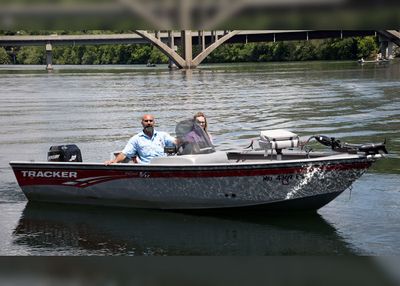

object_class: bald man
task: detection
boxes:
[105,114,176,165]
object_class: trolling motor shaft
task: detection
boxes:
[311,135,388,155]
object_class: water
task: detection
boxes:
[0,61,399,256]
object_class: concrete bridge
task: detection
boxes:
[0,30,399,69]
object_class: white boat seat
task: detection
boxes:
[190,151,229,164]
[150,151,229,165]
[259,129,299,150]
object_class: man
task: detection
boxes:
[105,114,176,165]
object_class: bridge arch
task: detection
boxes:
[134,30,241,69]
[192,31,240,67]
[134,30,186,69]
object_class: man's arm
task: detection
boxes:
[164,132,179,146]
[104,152,127,165]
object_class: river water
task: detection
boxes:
[0,61,399,256]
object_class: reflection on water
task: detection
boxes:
[13,202,357,255]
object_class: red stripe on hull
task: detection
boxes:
[12,161,371,188]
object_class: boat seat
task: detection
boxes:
[149,156,196,165]
[190,151,229,164]
[150,151,229,165]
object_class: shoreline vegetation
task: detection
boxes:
[0,32,398,65]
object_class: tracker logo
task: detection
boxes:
[21,170,78,178]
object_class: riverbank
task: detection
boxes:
[1,35,392,65]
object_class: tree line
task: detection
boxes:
[0,36,389,65]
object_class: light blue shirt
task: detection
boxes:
[122,130,175,164]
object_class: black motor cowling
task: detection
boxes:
[48,144,82,162]
[345,142,388,155]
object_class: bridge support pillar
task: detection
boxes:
[45,43,53,71]
[168,31,177,69]
[181,30,193,69]
[11,47,16,64]
[378,36,395,60]
[386,41,395,59]
[198,30,205,51]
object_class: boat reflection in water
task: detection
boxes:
[13,202,357,255]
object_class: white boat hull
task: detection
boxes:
[10,153,375,211]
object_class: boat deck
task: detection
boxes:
[148,150,356,165]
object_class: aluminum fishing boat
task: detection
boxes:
[10,122,387,211]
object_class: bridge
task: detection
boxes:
[1,30,399,69]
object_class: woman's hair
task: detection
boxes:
[193,112,208,132]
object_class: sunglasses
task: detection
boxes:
[143,119,154,122]
[196,120,206,124]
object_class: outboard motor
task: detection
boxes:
[48,144,82,162]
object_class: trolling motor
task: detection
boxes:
[309,135,388,155]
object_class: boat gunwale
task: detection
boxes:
[9,153,373,171]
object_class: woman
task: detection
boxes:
[179,112,213,154]
[193,112,213,144]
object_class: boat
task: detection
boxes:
[9,121,388,212]
[358,58,390,64]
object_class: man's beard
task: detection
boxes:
[143,126,154,136]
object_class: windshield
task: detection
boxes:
[175,119,215,155]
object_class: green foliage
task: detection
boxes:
[357,36,378,59]
[294,41,317,61]
[9,36,381,65]
[0,47,12,64]
[394,46,400,58]
[57,44,167,65]
[81,46,99,64]
[208,36,378,62]
[129,45,151,64]
[333,38,358,60]
[252,43,273,62]
[16,46,45,64]
[149,47,168,64]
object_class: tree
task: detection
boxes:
[16,46,45,64]
[272,42,291,61]
[149,47,168,64]
[81,46,99,64]
[394,45,400,58]
[0,47,11,64]
[331,38,358,60]
[294,41,317,61]
[357,36,378,59]
[129,45,152,64]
